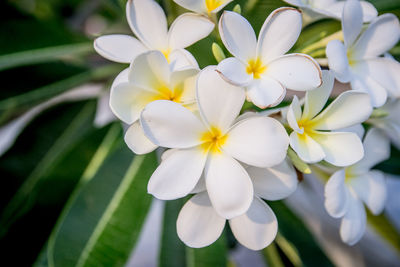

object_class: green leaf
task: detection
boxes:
[185,235,227,267]
[366,210,400,254]
[0,42,93,71]
[367,0,400,12]
[48,145,158,267]
[268,201,333,267]
[263,242,285,267]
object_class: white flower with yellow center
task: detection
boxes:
[140,67,289,219]
[287,70,372,166]
[324,128,389,245]
[176,159,298,250]
[283,0,377,22]
[326,0,400,107]
[216,8,322,109]
[173,0,233,15]
[94,0,214,69]
[110,50,198,154]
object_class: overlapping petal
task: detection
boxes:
[246,77,285,109]
[324,169,349,218]
[340,191,366,245]
[205,153,253,219]
[289,132,325,163]
[177,192,226,248]
[141,100,206,148]
[148,147,207,199]
[217,58,253,86]
[173,0,206,13]
[257,7,302,62]
[342,0,363,47]
[350,72,388,108]
[223,116,289,168]
[94,34,147,63]
[197,66,245,133]
[266,54,322,91]
[229,197,278,250]
[326,40,351,83]
[124,121,158,154]
[287,96,302,133]
[219,11,257,61]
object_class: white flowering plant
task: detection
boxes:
[0,0,399,266]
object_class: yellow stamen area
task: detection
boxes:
[347,50,356,67]
[206,0,223,13]
[162,48,171,63]
[150,83,183,103]
[297,119,317,138]
[199,126,228,154]
[246,58,267,79]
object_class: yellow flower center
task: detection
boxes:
[199,126,228,154]
[205,0,223,13]
[246,58,267,79]
[151,84,183,103]
[162,48,171,63]
[297,119,316,137]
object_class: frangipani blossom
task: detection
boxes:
[287,70,372,166]
[140,67,289,219]
[94,0,214,69]
[324,128,389,245]
[326,0,400,107]
[283,0,377,22]
[110,51,198,154]
[369,98,400,150]
[173,0,233,15]
[177,160,298,250]
[216,9,322,109]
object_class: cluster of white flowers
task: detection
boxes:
[94,0,400,250]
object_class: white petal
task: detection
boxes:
[94,34,148,63]
[209,0,233,13]
[170,68,198,104]
[191,175,206,194]
[350,71,388,108]
[148,147,207,199]
[94,91,116,127]
[311,91,372,130]
[229,197,278,250]
[257,7,302,62]
[224,116,289,168]
[124,121,158,154]
[128,51,170,91]
[172,0,206,13]
[219,11,257,62]
[326,40,351,83]
[302,70,334,120]
[324,169,349,218]
[126,0,168,49]
[352,128,390,173]
[287,96,303,133]
[110,82,159,124]
[197,66,245,132]
[250,159,298,201]
[311,131,364,167]
[352,14,400,59]
[205,154,253,219]
[342,0,363,47]
[339,124,365,139]
[217,57,253,86]
[328,1,377,22]
[177,192,226,248]
[246,77,286,109]
[266,54,322,91]
[141,100,206,148]
[169,49,199,71]
[289,131,326,163]
[358,58,400,99]
[168,13,214,50]
[340,191,366,245]
[349,171,387,215]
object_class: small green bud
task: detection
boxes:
[233,4,241,14]
[370,108,389,118]
[212,43,226,63]
[287,147,312,174]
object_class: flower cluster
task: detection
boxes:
[94,0,400,250]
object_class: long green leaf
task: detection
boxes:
[48,145,157,267]
[0,43,93,71]
[185,235,227,267]
[367,210,400,254]
[268,201,333,267]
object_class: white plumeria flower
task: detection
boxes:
[94,0,214,69]
[369,98,400,150]
[324,128,389,245]
[177,160,298,250]
[110,50,198,154]
[173,0,233,15]
[216,8,322,109]
[140,67,289,219]
[287,70,372,166]
[283,0,377,22]
[326,0,400,107]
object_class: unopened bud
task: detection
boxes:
[370,108,389,119]
[233,4,241,14]
[212,43,226,63]
[287,148,312,174]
